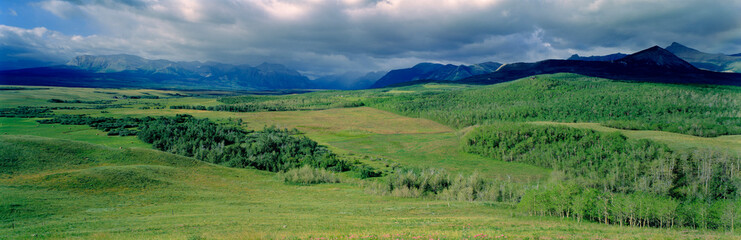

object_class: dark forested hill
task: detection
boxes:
[566,53,627,61]
[370,62,502,88]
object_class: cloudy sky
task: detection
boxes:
[1,0,740,76]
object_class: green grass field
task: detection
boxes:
[2,78,741,238]
[1,135,732,239]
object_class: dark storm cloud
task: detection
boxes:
[1,0,740,75]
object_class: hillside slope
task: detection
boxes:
[567,53,627,61]
[371,73,741,137]
[370,62,502,88]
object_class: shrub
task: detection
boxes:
[279,165,340,185]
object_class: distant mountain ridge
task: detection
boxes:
[0,54,314,90]
[665,42,741,73]
[567,53,627,61]
[462,46,741,86]
[370,61,502,88]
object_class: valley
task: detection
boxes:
[2,73,740,238]
[3,1,740,238]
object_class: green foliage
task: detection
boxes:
[48,99,114,104]
[136,115,350,172]
[366,168,527,202]
[354,165,383,179]
[518,185,683,228]
[218,93,365,110]
[120,95,160,99]
[463,123,741,200]
[33,113,350,173]
[39,115,143,133]
[172,91,368,112]
[463,123,741,229]
[369,73,741,137]
[3,135,717,239]
[0,87,49,91]
[279,165,340,185]
[0,106,53,118]
[517,184,741,230]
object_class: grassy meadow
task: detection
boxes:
[0,135,730,239]
[2,74,741,239]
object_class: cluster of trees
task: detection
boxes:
[463,123,741,200]
[462,123,741,230]
[170,104,294,112]
[368,74,741,137]
[169,93,368,113]
[0,105,127,119]
[518,183,741,231]
[364,168,527,203]
[136,115,350,172]
[48,99,114,104]
[0,106,53,118]
[204,92,368,112]
[33,113,357,173]
[119,95,160,99]
[38,115,143,134]
[0,87,49,91]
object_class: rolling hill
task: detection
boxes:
[0,54,315,90]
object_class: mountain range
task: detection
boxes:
[461,46,741,86]
[1,43,740,90]
[0,54,314,90]
[369,62,502,88]
[665,42,741,73]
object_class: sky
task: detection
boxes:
[1,0,740,76]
